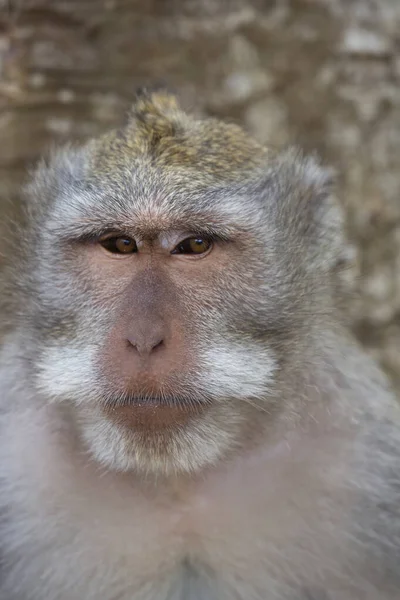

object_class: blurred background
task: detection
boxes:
[0,0,399,395]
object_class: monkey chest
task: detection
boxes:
[76,484,342,600]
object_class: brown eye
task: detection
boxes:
[100,236,138,254]
[172,237,212,256]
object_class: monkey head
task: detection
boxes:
[15,91,343,476]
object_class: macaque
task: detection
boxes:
[0,90,399,600]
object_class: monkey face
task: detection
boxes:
[30,174,279,475]
[20,92,341,476]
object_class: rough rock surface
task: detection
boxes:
[0,0,399,394]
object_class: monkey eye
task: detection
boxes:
[171,237,212,256]
[100,236,138,254]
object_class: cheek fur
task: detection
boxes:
[35,334,277,406]
[198,337,277,400]
[35,344,102,405]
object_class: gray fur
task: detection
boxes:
[0,91,400,599]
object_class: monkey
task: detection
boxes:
[0,88,400,600]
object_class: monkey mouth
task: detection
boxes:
[101,394,208,430]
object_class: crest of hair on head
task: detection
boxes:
[125,88,186,154]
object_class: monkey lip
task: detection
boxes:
[102,396,207,430]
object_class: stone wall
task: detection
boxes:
[1,0,399,392]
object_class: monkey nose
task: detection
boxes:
[126,323,165,357]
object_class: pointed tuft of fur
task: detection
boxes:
[126,88,182,152]
[89,89,269,181]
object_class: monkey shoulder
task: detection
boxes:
[345,412,400,592]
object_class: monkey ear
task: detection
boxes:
[272,148,346,272]
[24,143,90,222]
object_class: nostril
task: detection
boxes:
[125,321,167,357]
[126,338,137,350]
[126,336,165,356]
[152,339,164,352]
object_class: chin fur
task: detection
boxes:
[76,404,242,476]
